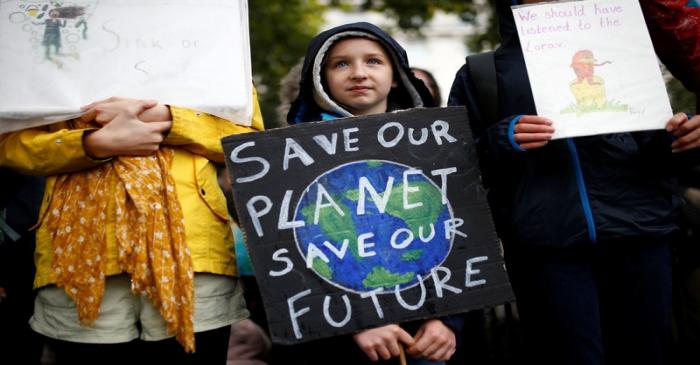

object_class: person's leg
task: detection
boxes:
[139,274,248,364]
[597,239,672,365]
[228,318,271,363]
[140,325,232,364]
[30,274,140,364]
[506,246,603,365]
[45,337,138,365]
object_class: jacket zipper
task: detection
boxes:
[566,138,597,243]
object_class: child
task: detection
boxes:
[0,92,263,364]
[448,1,700,364]
[411,67,443,106]
[285,22,461,365]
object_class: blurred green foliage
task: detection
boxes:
[249,0,326,128]
[249,0,491,128]
[667,76,697,113]
[249,0,695,128]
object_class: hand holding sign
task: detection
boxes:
[513,115,555,150]
[80,97,171,125]
[352,324,414,362]
[406,319,457,361]
[222,107,514,344]
[512,0,673,138]
[667,113,700,153]
[83,99,170,158]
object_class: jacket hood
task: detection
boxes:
[287,22,434,124]
[497,0,522,48]
[494,0,538,119]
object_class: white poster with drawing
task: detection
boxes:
[512,0,672,139]
[0,0,252,133]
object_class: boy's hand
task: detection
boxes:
[83,100,171,159]
[81,97,172,125]
[513,115,555,150]
[352,324,414,362]
[406,319,456,361]
[667,113,700,152]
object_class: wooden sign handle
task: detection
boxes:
[399,344,407,365]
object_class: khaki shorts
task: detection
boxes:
[30,273,249,343]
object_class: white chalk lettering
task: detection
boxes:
[431,167,457,204]
[314,184,345,225]
[323,295,352,328]
[418,224,435,242]
[360,288,385,319]
[323,239,350,260]
[465,256,488,288]
[378,122,404,148]
[358,232,376,258]
[357,176,394,215]
[444,218,467,239]
[278,190,305,230]
[269,248,293,277]
[247,195,272,237]
[288,289,312,339]
[407,127,429,145]
[312,133,338,155]
[305,243,330,269]
[403,169,423,210]
[394,275,426,310]
[431,120,457,145]
[431,266,462,298]
[390,228,414,249]
[343,127,360,152]
[283,138,315,170]
[229,141,270,183]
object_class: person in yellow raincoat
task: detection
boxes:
[0,91,263,364]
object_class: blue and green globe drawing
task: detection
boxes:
[293,160,454,294]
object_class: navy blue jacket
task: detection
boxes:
[448,0,685,248]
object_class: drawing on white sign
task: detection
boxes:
[0,0,252,133]
[512,0,672,139]
[562,49,629,116]
[6,2,96,68]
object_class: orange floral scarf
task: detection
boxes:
[45,138,195,352]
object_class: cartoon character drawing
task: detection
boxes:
[40,9,67,59]
[29,5,86,65]
[568,50,611,108]
[75,16,88,39]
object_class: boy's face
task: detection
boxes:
[323,37,397,116]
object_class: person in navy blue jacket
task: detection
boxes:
[284,22,462,365]
[448,1,700,364]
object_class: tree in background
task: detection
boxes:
[249,0,326,129]
[249,0,694,128]
[249,0,493,128]
[667,74,697,113]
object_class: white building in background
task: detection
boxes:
[323,9,478,106]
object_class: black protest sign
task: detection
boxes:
[222,107,513,344]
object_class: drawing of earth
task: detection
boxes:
[293,160,453,293]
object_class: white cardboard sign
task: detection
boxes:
[0,0,252,133]
[512,0,672,139]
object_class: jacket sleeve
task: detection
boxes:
[639,0,700,111]
[0,126,107,176]
[163,87,265,163]
[630,129,700,176]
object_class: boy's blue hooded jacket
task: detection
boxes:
[287,22,435,124]
[284,22,464,355]
[448,0,686,248]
